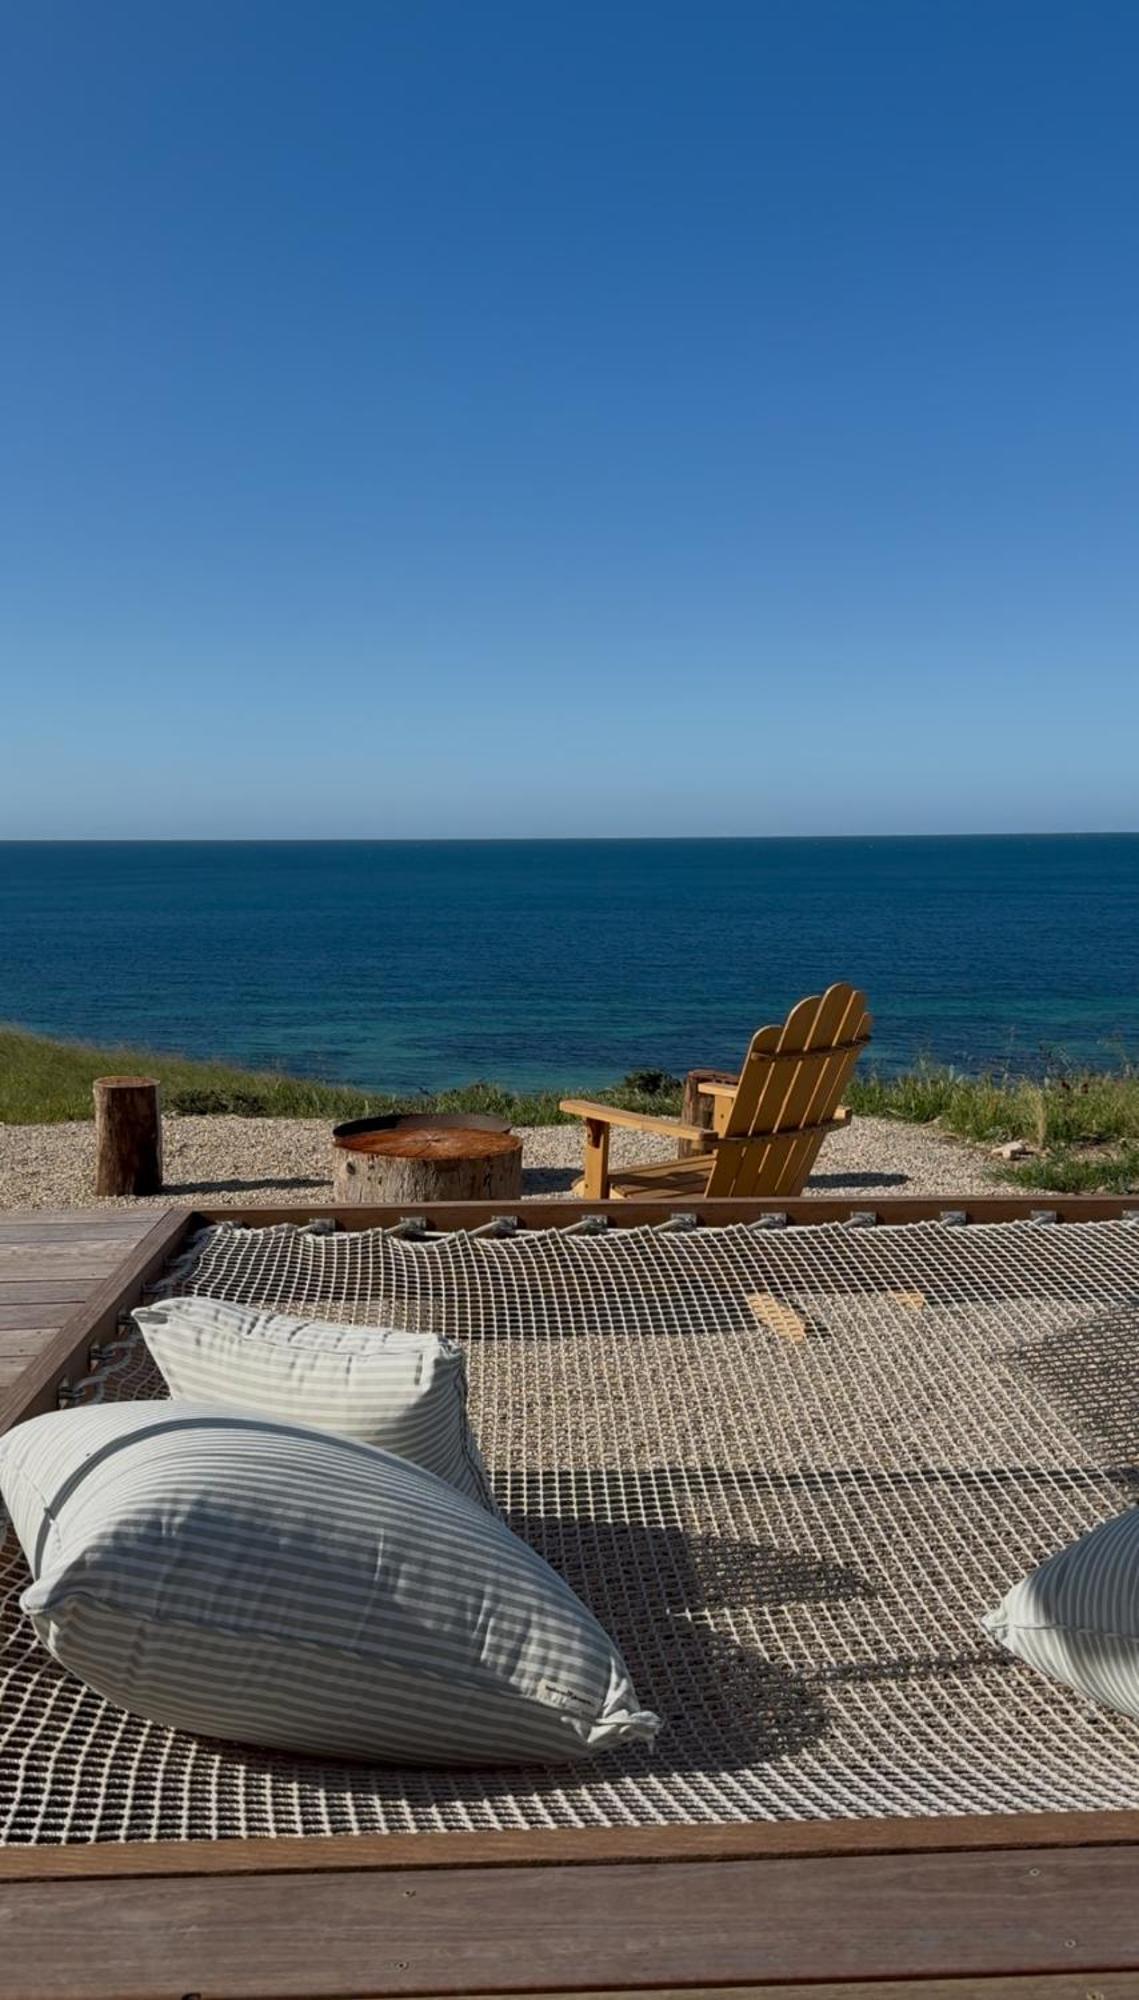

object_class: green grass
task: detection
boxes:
[997,1146,1139,1194]
[0,1027,683,1127]
[4,1027,1138,1192]
[847,1063,1139,1148]
[846,1062,1139,1192]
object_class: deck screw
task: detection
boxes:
[1028,1866,1040,1876]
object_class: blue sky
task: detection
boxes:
[2,1,1136,838]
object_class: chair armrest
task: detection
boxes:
[696,1080,738,1103]
[559,1099,712,1143]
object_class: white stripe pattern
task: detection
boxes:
[0,1403,660,1765]
[984,1506,1139,1719]
[134,1295,497,1511]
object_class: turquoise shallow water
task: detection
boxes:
[0,837,1136,1092]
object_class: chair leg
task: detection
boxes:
[582,1118,611,1199]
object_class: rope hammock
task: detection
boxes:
[3,1213,1139,1846]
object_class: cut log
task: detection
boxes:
[333,1118,523,1206]
[93,1077,163,1197]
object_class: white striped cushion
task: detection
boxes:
[134,1295,496,1511]
[0,1402,660,1765]
[983,1507,1139,1718]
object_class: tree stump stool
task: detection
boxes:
[332,1114,523,1206]
[677,1068,737,1158]
[93,1076,163,1196]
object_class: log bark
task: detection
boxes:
[333,1125,523,1205]
[677,1069,735,1158]
[93,1077,163,1196]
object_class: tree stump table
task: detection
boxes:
[93,1076,163,1196]
[332,1114,523,1206]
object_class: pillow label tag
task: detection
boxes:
[536,1678,595,1718]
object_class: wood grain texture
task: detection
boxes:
[0,1214,164,1242]
[0,1232,140,1264]
[0,1278,93,1304]
[715,983,871,1199]
[0,1208,164,1228]
[1,1846,1138,1998]
[93,1075,163,1196]
[0,1206,193,1432]
[0,1211,175,1410]
[582,1115,611,1199]
[558,1100,711,1140]
[0,1357,36,1390]
[10,1809,1139,1882]
[397,1983,1139,2000]
[0,1302,77,1332]
[334,1127,523,1205]
[679,1067,733,1157]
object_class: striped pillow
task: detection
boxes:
[134,1295,497,1511]
[0,1402,661,1765]
[983,1508,1139,1718]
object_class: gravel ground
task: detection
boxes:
[0,1113,1010,1212]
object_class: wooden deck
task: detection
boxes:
[0,1207,192,1427]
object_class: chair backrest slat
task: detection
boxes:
[704,983,871,1198]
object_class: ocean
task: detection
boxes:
[1,837,1136,1092]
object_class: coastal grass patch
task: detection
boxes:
[0,1028,376,1124]
[0,1028,682,1128]
[847,1062,1139,1193]
[996,1145,1139,1195]
[848,1064,1139,1150]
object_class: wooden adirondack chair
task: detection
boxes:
[560,983,871,1200]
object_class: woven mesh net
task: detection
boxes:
[4,1213,1139,1844]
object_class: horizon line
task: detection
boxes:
[1,830,1138,847]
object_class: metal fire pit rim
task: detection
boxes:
[331,1110,513,1149]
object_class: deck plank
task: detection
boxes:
[0,1219,160,1243]
[0,1846,1137,1999]
[0,1303,78,1333]
[0,1278,93,1305]
[0,1208,188,1428]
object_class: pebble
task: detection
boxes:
[0,1113,1009,1212]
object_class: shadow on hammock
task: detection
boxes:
[1010,1305,1139,1491]
[497,1505,858,1773]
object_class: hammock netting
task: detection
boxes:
[4,1213,1139,1844]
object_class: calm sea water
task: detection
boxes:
[1,838,1136,1092]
